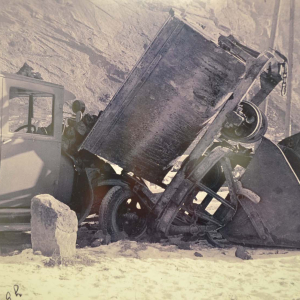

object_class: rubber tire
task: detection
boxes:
[98,186,147,240]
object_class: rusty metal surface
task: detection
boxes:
[81,13,245,183]
[221,137,300,247]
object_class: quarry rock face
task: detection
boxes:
[31,194,78,257]
[0,0,299,138]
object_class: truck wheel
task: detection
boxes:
[99,186,148,241]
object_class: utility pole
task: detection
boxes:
[285,0,295,137]
[261,0,281,115]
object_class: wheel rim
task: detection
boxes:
[112,194,148,238]
[221,101,264,143]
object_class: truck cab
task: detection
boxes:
[0,73,66,231]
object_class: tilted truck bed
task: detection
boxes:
[80,10,255,183]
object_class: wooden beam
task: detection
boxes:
[285,0,295,137]
[0,224,31,232]
[269,0,281,49]
[261,0,281,115]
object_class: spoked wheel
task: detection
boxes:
[99,186,149,241]
[170,159,238,235]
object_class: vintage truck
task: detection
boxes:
[0,71,121,231]
[2,9,300,248]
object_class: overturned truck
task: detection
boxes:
[80,9,300,248]
[1,10,299,248]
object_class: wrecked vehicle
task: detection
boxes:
[1,9,299,249]
[0,71,118,231]
[81,9,299,248]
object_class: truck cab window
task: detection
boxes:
[9,87,54,136]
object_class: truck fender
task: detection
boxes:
[91,178,131,214]
[77,169,130,222]
[73,168,95,224]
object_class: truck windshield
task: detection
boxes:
[9,87,54,136]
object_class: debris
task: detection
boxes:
[91,239,102,247]
[205,233,224,248]
[167,236,182,244]
[90,230,111,247]
[177,243,191,250]
[93,230,111,245]
[93,230,104,239]
[77,226,90,240]
[167,236,191,250]
[235,246,252,260]
[194,252,203,257]
[43,258,56,267]
[76,225,95,248]
[76,227,111,248]
[111,231,128,242]
[31,194,78,257]
[77,239,90,249]
[16,62,43,79]
[8,250,20,256]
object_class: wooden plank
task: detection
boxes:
[0,208,30,215]
[81,15,245,182]
[0,223,31,232]
[81,15,181,151]
[0,209,31,224]
[285,0,295,137]
[0,208,31,215]
[261,0,281,115]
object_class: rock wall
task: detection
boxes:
[0,0,299,139]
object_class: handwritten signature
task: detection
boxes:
[4,285,22,300]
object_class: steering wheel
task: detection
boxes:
[14,124,37,134]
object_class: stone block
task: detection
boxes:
[235,246,252,260]
[31,194,78,257]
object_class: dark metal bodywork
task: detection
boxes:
[81,12,246,184]
[81,10,300,248]
[221,137,300,248]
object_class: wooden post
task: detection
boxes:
[261,0,281,115]
[285,0,295,137]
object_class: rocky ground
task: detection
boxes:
[1,204,300,300]
[1,192,300,299]
[1,230,300,300]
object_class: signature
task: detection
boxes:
[4,285,22,299]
